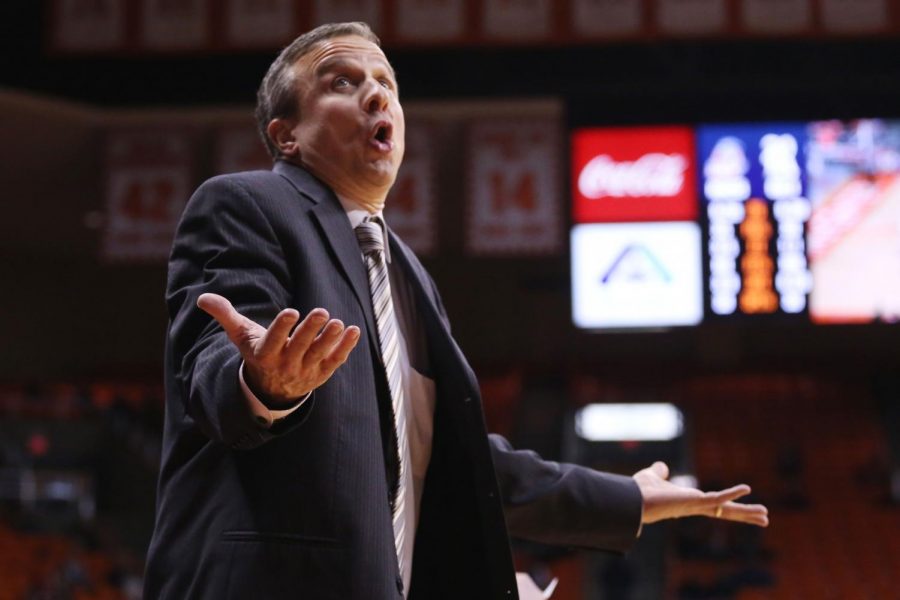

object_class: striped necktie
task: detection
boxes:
[355,217,413,593]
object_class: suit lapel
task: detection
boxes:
[388,234,438,328]
[274,161,378,340]
[388,233,480,398]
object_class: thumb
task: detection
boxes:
[650,461,670,480]
[197,293,245,338]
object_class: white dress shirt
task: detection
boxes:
[240,197,436,597]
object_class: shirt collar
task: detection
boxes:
[335,194,391,264]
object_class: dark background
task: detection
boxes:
[2,3,900,381]
[1,3,899,599]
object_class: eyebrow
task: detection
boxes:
[315,57,397,82]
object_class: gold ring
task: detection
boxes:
[715,505,723,518]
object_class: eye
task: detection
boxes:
[333,76,351,89]
[379,79,392,89]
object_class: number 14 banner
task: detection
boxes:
[466,119,562,256]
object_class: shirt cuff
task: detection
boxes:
[239,362,311,428]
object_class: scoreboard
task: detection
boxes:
[570,119,900,330]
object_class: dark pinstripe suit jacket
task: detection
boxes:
[143,160,643,600]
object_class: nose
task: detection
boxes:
[363,79,389,113]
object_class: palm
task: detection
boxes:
[197,293,360,406]
[634,462,768,527]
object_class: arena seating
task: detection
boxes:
[668,374,899,599]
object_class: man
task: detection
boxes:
[144,22,767,600]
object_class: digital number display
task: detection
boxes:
[571,119,900,330]
[697,123,812,318]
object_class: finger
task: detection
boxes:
[256,308,300,359]
[717,502,769,527]
[704,484,752,507]
[284,309,330,360]
[197,293,260,350]
[197,293,244,333]
[650,461,670,480]
[303,319,345,365]
[318,326,361,376]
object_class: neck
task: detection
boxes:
[293,159,388,214]
[335,191,385,214]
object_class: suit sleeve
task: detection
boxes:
[166,175,314,449]
[489,434,643,553]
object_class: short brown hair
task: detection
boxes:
[255,22,381,159]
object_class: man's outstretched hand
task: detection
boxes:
[633,462,769,527]
[197,293,360,406]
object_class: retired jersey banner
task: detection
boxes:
[223,0,296,48]
[482,0,553,40]
[571,0,644,38]
[394,0,466,41]
[52,0,125,51]
[103,130,193,262]
[140,0,209,50]
[655,0,729,35]
[384,121,438,256]
[466,119,562,255]
[215,125,272,175]
[312,0,382,31]
[820,0,890,33]
[739,0,812,34]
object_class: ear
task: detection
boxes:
[267,118,300,158]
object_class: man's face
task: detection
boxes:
[287,35,404,202]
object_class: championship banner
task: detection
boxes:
[383,121,437,256]
[103,130,193,262]
[465,119,562,256]
[214,125,273,175]
[482,0,553,40]
[655,0,729,35]
[140,0,209,50]
[394,0,466,42]
[223,0,296,48]
[312,0,382,31]
[52,0,125,51]
[570,0,644,38]
[739,0,812,34]
[820,0,890,33]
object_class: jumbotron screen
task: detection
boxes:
[570,119,900,330]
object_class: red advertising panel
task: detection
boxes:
[571,126,698,224]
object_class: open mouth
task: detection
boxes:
[370,121,393,151]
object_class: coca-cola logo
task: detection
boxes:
[578,153,687,199]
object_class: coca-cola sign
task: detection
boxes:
[578,153,687,198]
[572,126,698,223]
